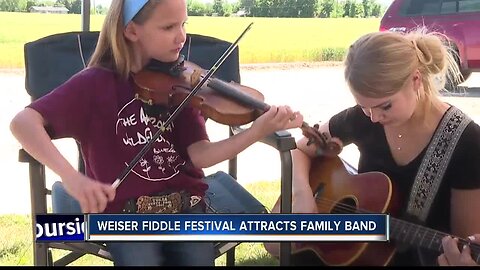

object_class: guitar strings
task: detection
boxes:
[312,196,480,258]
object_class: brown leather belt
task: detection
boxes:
[122,191,203,214]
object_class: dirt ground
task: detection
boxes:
[1,65,479,214]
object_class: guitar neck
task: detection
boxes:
[391,217,480,263]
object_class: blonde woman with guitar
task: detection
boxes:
[265,28,480,266]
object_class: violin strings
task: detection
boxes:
[187,35,192,61]
[76,34,87,69]
[310,194,480,254]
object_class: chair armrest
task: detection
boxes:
[230,127,297,152]
[19,148,41,164]
[260,130,297,152]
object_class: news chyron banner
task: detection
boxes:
[36,214,85,242]
[35,214,389,242]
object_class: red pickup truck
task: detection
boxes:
[380,0,480,87]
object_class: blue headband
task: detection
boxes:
[123,0,149,26]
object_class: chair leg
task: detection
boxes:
[47,249,53,266]
[227,127,237,266]
[279,150,293,266]
[34,243,49,266]
[226,249,235,266]
[28,159,49,266]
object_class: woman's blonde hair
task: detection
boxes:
[88,0,162,79]
[344,27,461,111]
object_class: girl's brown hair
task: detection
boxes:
[88,0,163,79]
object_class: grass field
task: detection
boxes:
[0,181,282,266]
[0,12,381,68]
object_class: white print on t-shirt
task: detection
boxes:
[116,100,185,182]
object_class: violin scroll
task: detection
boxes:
[301,123,343,157]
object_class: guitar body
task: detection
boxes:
[264,156,397,266]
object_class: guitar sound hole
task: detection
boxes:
[331,197,357,214]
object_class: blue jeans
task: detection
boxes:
[106,202,214,266]
[51,177,222,266]
[107,209,214,266]
[52,181,82,213]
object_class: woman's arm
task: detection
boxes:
[290,121,332,213]
[450,188,480,238]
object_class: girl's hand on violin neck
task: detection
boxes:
[62,172,116,213]
[251,105,304,137]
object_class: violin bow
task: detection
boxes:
[112,22,254,189]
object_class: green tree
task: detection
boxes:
[95,4,108,15]
[0,0,26,11]
[343,0,353,17]
[352,2,364,17]
[296,0,317,18]
[188,0,207,16]
[318,0,335,18]
[274,0,290,17]
[18,0,27,11]
[238,0,254,15]
[70,0,81,13]
[55,0,81,13]
[204,2,214,16]
[246,0,318,18]
[43,0,55,6]
[230,1,241,14]
[371,2,382,17]
[331,0,344,18]
[212,0,225,16]
[26,0,39,11]
[55,0,69,11]
[223,2,233,16]
[362,0,371,17]
[252,0,271,17]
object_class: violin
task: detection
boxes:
[132,56,265,127]
[131,56,342,157]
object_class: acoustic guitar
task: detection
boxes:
[263,156,480,266]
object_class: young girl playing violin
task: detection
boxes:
[10,0,303,266]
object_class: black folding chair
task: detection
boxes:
[20,31,296,266]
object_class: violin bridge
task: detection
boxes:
[190,69,203,88]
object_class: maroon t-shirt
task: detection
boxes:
[28,67,210,213]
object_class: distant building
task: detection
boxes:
[29,6,69,14]
[233,9,249,17]
[232,9,249,17]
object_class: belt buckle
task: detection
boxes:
[136,192,183,214]
[189,195,202,208]
[125,191,203,214]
